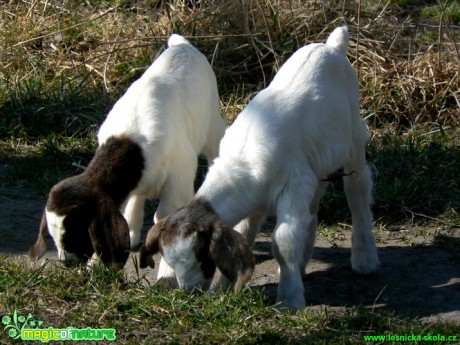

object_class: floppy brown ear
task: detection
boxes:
[139,219,165,269]
[88,198,130,270]
[209,221,255,292]
[28,211,48,260]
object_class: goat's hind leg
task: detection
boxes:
[344,158,379,274]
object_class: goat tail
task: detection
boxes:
[168,34,191,47]
[326,26,349,54]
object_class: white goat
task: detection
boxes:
[139,27,379,309]
[29,35,226,270]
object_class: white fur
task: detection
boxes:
[98,35,226,250]
[189,26,379,310]
[45,211,82,264]
[161,234,211,291]
[45,211,67,260]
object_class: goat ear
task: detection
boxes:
[209,222,255,292]
[139,219,165,269]
[88,198,130,270]
[28,211,48,260]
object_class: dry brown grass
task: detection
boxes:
[1,0,459,131]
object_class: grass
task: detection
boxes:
[1,257,458,344]
[0,75,111,139]
[1,0,459,344]
[0,135,97,192]
[317,126,459,227]
[369,129,459,222]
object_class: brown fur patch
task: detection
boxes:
[32,135,143,268]
[145,197,254,289]
[139,219,165,269]
[209,220,255,291]
[28,212,48,260]
[87,135,145,206]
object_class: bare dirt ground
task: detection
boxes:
[1,179,459,326]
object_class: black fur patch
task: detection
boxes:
[62,205,95,261]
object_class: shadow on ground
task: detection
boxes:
[251,234,460,324]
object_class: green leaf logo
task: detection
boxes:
[2,310,44,339]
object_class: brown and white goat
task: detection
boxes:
[29,35,226,270]
[139,198,254,291]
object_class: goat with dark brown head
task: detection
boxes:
[29,35,226,271]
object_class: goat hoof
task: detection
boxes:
[351,249,379,275]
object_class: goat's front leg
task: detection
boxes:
[155,154,197,289]
[272,181,318,311]
[122,194,146,250]
[234,213,266,248]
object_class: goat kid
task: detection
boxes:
[139,198,255,292]
[29,35,226,270]
[139,27,379,309]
